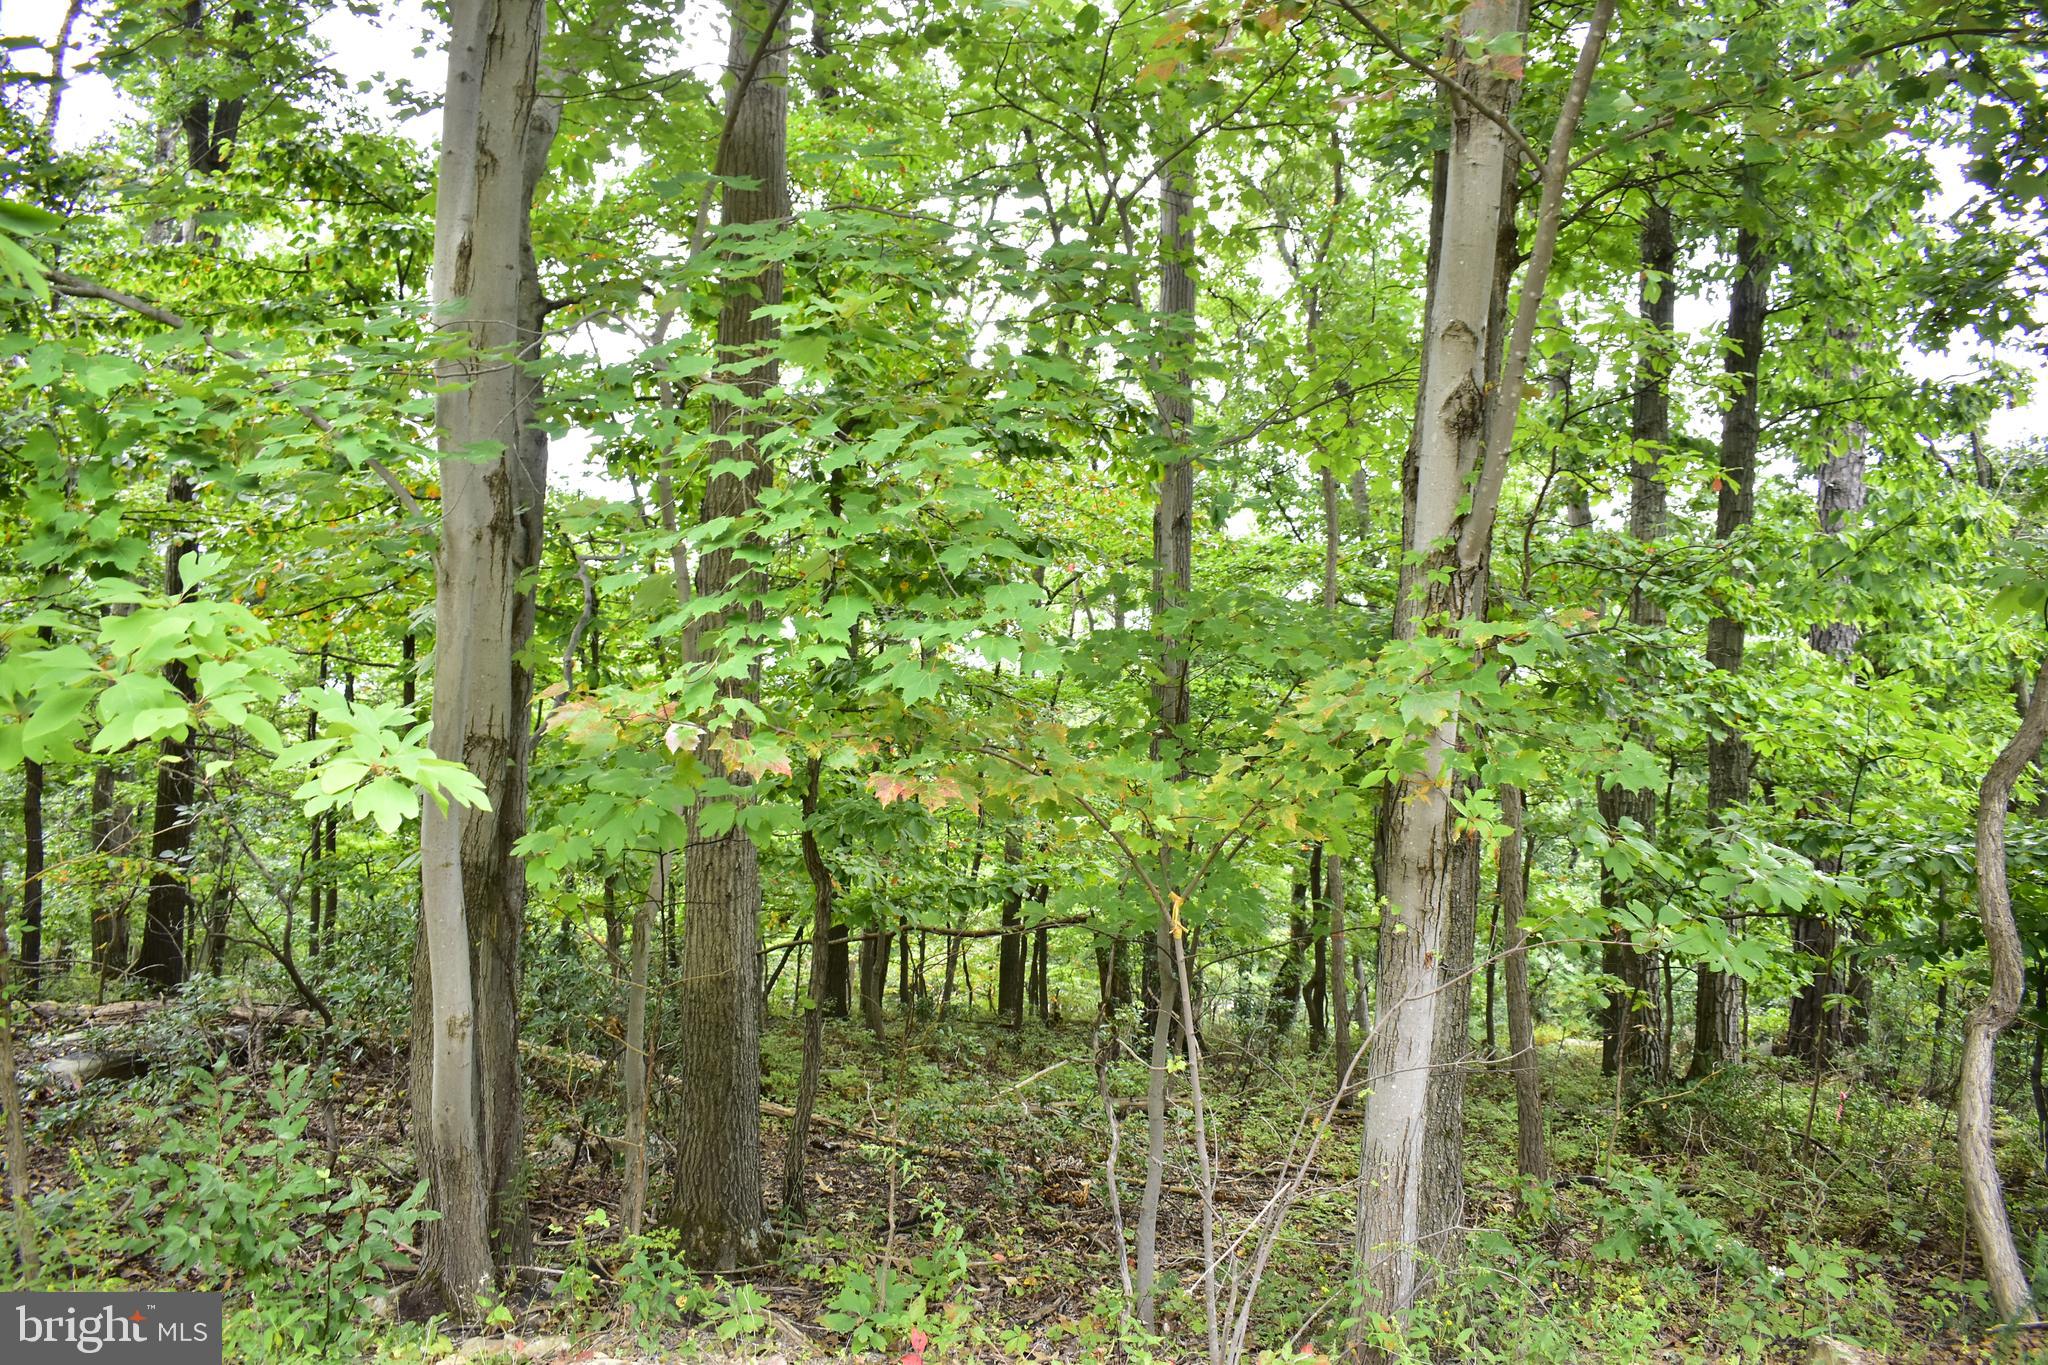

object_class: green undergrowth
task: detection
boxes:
[18,1005,2048,1362]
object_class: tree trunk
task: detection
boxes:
[1268,866,1310,1039]
[661,0,788,1271]
[1960,661,2048,1321]
[0,886,35,1275]
[859,927,886,1036]
[1357,0,1613,1328]
[1305,843,1328,1051]
[1322,466,1356,1100]
[824,921,850,1017]
[1599,199,1676,1088]
[621,854,662,1236]
[1357,3,1521,1317]
[998,833,1025,1027]
[89,763,134,981]
[785,760,834,1216]
[22,756,44,995]
[1134,120,1196,1338]
[133,476,200,992]
[1694,222,1771,1078]
[1499,784,1547,1184]
[1790,336,1869,1066]
[410,0,557,1314]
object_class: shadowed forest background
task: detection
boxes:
[4,0,2048,1361]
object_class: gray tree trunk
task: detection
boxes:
[1789,336,1869,1065]
[1357,0,1614,1329]
[662,0,787,1270]
[410,0,557,1314]
[1357,3,1521,1318]
[1134,126,1196,1338]
[1960,662,2048,1320]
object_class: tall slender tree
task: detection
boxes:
[1600,199,1677,1088]
[410,0,558,1311]
[1695,222,1773,1077]
[663,0,789,1270]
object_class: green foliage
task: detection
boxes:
[32,1061,432,1360]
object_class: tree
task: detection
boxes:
[1353,0,1616,1327]
[411,0,559,1311]
[662,0,790,1271]
[1696,221,1772,1077]
[1598,198,1676,1089]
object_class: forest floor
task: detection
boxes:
[15,998,2048,1362]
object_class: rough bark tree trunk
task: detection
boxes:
[998,832,1026,1027]
[1599,199,1676,1089]
[661,0,788,1271]
[133,476,200,992]
[1959,661,2048,1320]
[1356,2,1522,1318]
[1134,122,1196,1339]
[1694,223,1772,1078]
[859,927,886,1036]
[1790,337,1869,1066]
[1499,784,1547,1184]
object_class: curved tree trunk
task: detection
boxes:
[1960,661,2048,1320]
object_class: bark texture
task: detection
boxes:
[410,0,557,1313]
[662,0,788,1269]
[1358,1,1521,1318]
[1135,127,1196,1337]
[1695,226,1772,1078]
[1789,337,1869,1066]
[1499,784,1547,1183]
[1356,0,1614,1331]
[1599,201,1676,1089]
[1960,662,2048,1320]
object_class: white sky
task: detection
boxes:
[11,0,2042,482]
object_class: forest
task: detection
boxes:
[3,0,2048,1360]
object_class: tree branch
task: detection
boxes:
[1327,0,1540,168]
